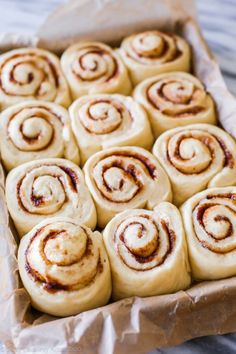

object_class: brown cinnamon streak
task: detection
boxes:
[59,166,78,192]
[80,99,125,135]
[7,105,65,151]
[94,151,157,203]
[128,220,175,269]
[17,164,79,213]
[102,150,157,178]
[0,52,59,96]
[147,81,204,116]
[116,215,176,270]
[215,136,234,168]
[25,226,101,293]
[166,133,213,174]
[194,196,236,253]
[129,34,182,64]
[72,46,119,82]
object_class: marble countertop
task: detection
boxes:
[0,1,236,353]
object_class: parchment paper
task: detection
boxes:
[1,1,236,353]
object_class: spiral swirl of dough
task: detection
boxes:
[6,158,96,237]
[18,217,111,316]
[0,48,71,109]
[153,124,236,206]
[61,42,132,99]
[181,187,236,280]
[0,100,79,170]
[84,146,172,228]
[133,72,216,137]
[114,213,173,271]
[103,203,190,299]
[69,94,153,164]
[119,31,190,84]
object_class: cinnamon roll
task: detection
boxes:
[103,203,190,300]
[0,48,70,109]
[0,101,80,171]
[18,217,111,316]
[133,72,216,137]
[69,94,153,164]
[153,124,236,206]
[84,146,172,228]
[181,187,236,280]
[119,31,190,85]
[61,42,132,99]
[6,158,96,237]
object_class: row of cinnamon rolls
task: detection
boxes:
[0,69,217,170]
[0,30,190,109]
[7,123,236,235]
[17,185,236,317]
[5,111,236,216]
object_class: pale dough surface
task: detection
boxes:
[69,93,153,164]
[0,100,79,171]
[18,217,111,316]
[84,146,172,228]
[119,31,190,85]
[181,187,236,280]
[61,41,132,99]
[6,158,97,237]
[133,72,216,137]
[153,123,236,206]
[103,203,191,300]
[0,47,71,109]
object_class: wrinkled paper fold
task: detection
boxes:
[1,1,236,353]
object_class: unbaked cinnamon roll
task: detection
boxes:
[84,146,172,228]
[18,217,111,316]
[0,100,80,171]
[181,187,236,280]
[6,158,96,237]
[103,202,190,300]
[119,31,190,85]
[0,48,70,109]
[153,124,236,206]
[69,94,153,164]
[61,42,132,99]
[133,72,216,137]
